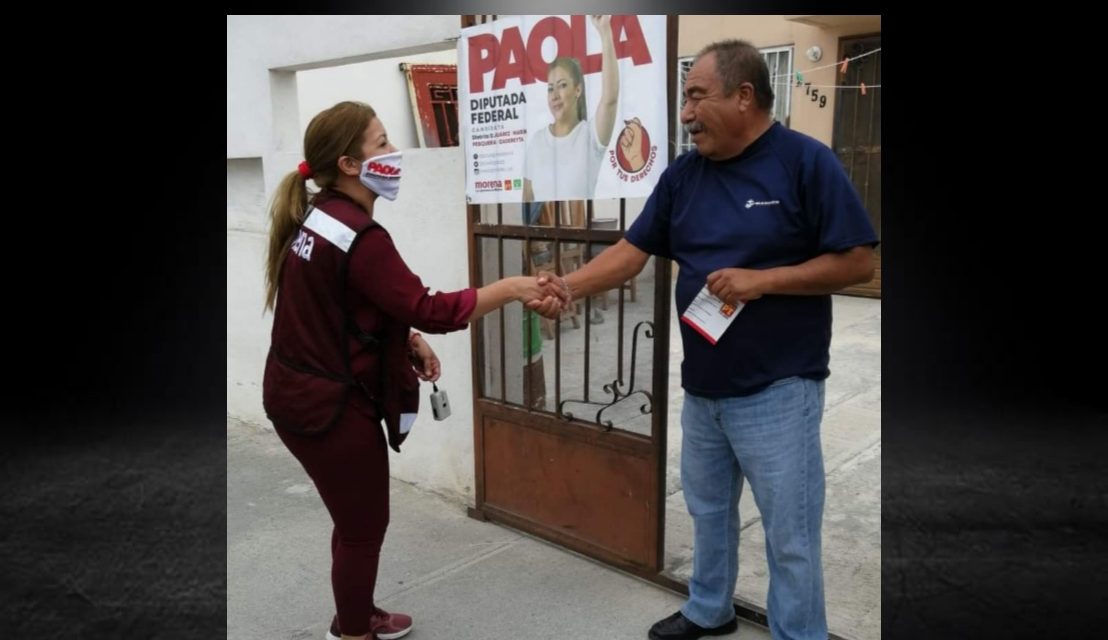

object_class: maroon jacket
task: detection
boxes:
[263,189,475,451]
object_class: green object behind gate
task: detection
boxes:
[523,309,543,359]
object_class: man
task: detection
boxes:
[533,40,877,640]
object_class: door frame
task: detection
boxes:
[833,32,882,298]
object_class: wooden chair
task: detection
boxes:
[527,201,638,330]
[528,200,585,337]
[587,217,637,312]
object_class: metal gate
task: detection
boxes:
[464,14,677,577]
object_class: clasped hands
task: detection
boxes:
[517,270,571,319]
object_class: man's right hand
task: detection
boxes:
[527,270,571,318]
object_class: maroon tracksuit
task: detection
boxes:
[263,189,475,635]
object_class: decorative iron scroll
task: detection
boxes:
[558,321,654,431]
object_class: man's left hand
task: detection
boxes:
[706,268,767,305]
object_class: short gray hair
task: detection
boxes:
[696,39,774,111]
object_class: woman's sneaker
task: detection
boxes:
[326,608,413,640]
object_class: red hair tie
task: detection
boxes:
[297,161,314,179]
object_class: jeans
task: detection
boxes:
[679,376,827,640]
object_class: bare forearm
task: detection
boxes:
[762,246,875,295]
[563,239,648,300]
[595,28,619,146]
[469,277,523,320]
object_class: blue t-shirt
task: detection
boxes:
[625,122,878,397]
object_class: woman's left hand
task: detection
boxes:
[409,334,441,382]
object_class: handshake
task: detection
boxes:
[516,270,573,319]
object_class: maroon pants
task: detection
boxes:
[276,406,389,637]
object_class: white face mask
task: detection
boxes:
[358,151,402,201]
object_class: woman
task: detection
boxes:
[262,101,558,640]
[522,14,618,204]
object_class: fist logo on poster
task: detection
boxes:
[616,117,650,173]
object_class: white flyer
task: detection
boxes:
[679,285,744,345]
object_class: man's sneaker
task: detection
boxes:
[648,610,738,640]
[326,608,413,640]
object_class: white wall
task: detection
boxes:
[372,150,474,494]
[228,15,461,159]
[297,50,457,152]
[228,15,478,500]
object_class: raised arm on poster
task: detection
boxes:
[520,15,616,204]
[460,15,667,205]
